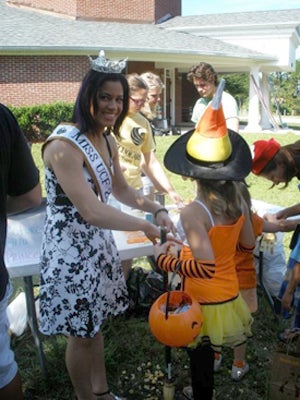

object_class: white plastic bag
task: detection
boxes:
[252,199,287,297]
[7,292,27,336]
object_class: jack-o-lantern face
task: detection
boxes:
[148,291,203,347]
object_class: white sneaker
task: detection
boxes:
[231,363,249,381]
[214,354,222,372]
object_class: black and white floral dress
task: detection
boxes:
[39,165,129,338]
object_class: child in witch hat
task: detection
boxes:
[153,79,255,400]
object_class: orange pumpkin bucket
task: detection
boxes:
[148,290,203,347]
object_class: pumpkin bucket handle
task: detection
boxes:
[165,261,183,320]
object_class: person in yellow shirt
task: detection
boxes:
[114,73,183,277]
[116,73,182,203]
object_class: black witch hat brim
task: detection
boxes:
[164,129,252,181]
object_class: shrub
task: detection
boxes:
[9,102,74,143]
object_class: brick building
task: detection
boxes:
[7,0,181,22]
[1,0,299,130]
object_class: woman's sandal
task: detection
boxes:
[182,386,216,400]
[94,390,125,400]
[182,386,193,400]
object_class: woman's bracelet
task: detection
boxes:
[154,208,169,219]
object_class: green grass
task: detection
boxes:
[32,130,300,208]
[13,129,300,399]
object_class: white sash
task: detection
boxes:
[48,124,112,202]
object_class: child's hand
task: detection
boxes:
[263,213,278,223]
[154,240,180,261]
[282,290,294,310]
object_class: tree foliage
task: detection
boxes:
[221,60,300,116]
[270,60,300,115]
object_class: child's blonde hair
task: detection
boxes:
[196,179,242,220]
[140,71,164,90]
[126,73,148,95]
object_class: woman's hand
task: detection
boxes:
[143,223,162,244]
[143,222,182,248]
[168,189,184,208]
[155,211,177,236]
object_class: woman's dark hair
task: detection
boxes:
[261,141,300,187]
[72,70,129,137]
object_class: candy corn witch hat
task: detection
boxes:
[164,79,252,180]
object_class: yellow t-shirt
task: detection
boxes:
[116,112,155,190]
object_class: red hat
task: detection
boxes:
[251,138,281,175]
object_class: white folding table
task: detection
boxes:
[5,200,154,376]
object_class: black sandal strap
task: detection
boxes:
[93,390,109,397]
[93,391,122,400]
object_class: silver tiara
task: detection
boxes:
[88,50,127,73]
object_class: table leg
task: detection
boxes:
[23,276,48,377]
[257,250,279,323]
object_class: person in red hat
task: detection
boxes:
[251,137,300,184]
[252,138,300,343]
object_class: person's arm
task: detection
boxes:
[153,202,215,278]
[110,137,176,234]
[43,138,175,240]
[263,206,300,231]
[4,104,42,214]
[238,199,256,251]
[282,263,300,309]
[7,183,41,215]
[275,203,300,219]
[141,151,183,205]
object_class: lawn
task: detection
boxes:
[12,129,300,399]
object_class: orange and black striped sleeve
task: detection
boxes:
[156,254,215,279]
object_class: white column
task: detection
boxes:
[260,73,275,130]
[245,68,262,132]
[168,68,176,126]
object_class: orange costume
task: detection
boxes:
[235,213,263,313]
[153,77,254,398]
[235,213,263,289]
[157,201,253,351]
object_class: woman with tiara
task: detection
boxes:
[39,51,176,400]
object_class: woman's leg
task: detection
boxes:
[187,341,214,400]
[66,330,108,400]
